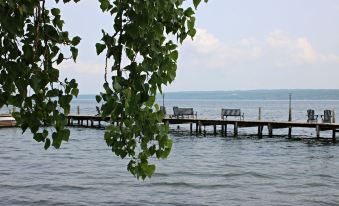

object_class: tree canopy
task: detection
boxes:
[0,0,207,179]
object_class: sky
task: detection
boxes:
[56,0,339,94]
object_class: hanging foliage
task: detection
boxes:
[0,0,207,179]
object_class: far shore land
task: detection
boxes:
[71,89,339,101]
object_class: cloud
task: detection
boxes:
[266,30,292,48]
[59,61,105,75]
[182,29,262,69]
[187,29,220,54]
[266,30,339,65]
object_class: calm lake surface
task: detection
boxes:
[1,99,339,205]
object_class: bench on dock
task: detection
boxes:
[172,106,197,119]
[221,109,244,120]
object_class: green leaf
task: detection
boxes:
[141,164,156,178]
[70,47,78,62]
[184,8,195,16]
[99,0,111,11]
[47,89,60,97]
[113,81,122,91]
[60,129,70,142]
[71,88,79,97]
[51,8,60,16]
[56,53,64,64]
[193,0,201,9]
[71,36,81,46]
[95,95,102,103]
[44,138,51,150]
[126,48,134,60]
[52,132,62,149]
[170,50,178,61]
[34,133,45,142]
[95,43,106,55]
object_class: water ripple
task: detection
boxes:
[1,122,339,205]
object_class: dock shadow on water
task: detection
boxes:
[1,127,339,206]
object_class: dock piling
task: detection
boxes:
[258,126,263,138]
[288,127,292,138]
[198,121,202,134]
[234,122,238,137]
[316,125,320,139]
[268,123,273,137]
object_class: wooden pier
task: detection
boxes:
[66,115,339,141]
[67,115,110,128]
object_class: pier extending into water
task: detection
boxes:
[66,115,339,141]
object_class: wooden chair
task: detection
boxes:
[321,110,332,123]
[307,109,318,123]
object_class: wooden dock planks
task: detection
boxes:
[66,115,339,140]
[2,114,337,140]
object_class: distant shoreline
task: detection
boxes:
[76,89,339,101]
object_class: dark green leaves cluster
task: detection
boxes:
[0,0,80,149]
[0,0,207,180]
[96,0,207,179]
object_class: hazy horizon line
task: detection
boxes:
[78,89,339,95]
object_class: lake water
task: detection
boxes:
[1,98,339,205]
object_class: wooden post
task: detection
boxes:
[195,122,198,135]
[203,126,206,136]
[221,125,224,136]
[288,93,292,138]
[332,109,336,123]
[77,105,80,115]
[288,127,292,138]
[225,124,228,137]
[199,122,202,134]
[213,124,217,136]
[234,122,238,137]
[258,126,264,138]
[316,125,320,139]
[288,93,292,122]
[258,108,262,138]
[190,123,193,134]
[98,120,101,128]
[332,130,336,141]
[268,123,273,137]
